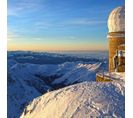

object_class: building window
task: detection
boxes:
[118,50,125,57]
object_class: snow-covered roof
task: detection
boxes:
[97,72,125,80]
[108,6,125,33]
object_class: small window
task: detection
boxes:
[118,50,125,57]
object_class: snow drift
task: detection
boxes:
[21,77,125,118]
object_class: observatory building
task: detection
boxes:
[108,6,125,72]
[96,6,125,82]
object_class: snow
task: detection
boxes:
[8,60,102,118]
[108,6,125,33]
[52,62,101,85]
[97,72,125,80]
[20,76,125,118]
[7,51,124,118]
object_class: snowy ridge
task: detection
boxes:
[8,51,121,118]
[8,60,102,118]
[52,62,101,85]
[21,77,125,118]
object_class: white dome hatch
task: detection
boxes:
[108,6,125,33]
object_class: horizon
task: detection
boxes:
[8,0,124,51]
[7,49,108,52]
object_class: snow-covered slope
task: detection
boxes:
[7,51,109,118]
[20,77,125,118]
[8,63,52,118]
[8,60,101,87]
[52,62,101,85]
[8,60,102,118]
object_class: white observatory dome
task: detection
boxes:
[108,6,125,33]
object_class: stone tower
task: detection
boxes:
[107,6,125,72]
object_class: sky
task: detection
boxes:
[8,0,125,51]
